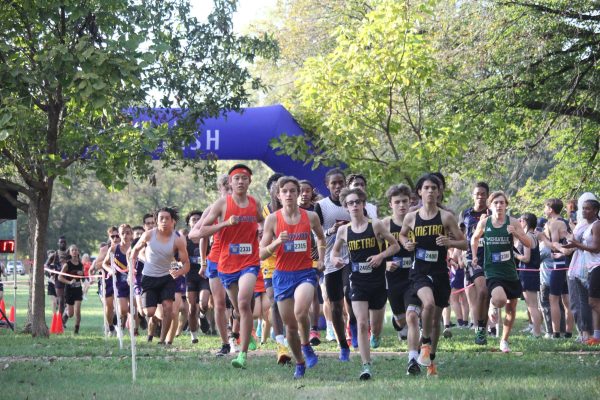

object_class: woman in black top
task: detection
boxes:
[59,245,84,334]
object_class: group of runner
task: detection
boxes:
[42,164,600,380]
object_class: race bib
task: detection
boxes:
[478,238,484,248]
[189,256,200,264]
[352,262,372,274]
[229,243,252,255]
[283,240,307,253]
[491,251,511,263]
[71,281,82,288]
[392,256,413,269]
[416,248,439,262]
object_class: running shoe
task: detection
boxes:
[294,363,306,379]
[406,358,421,375]
[191,337,199,344]
[249,335,257,351]
[488,307,499,325]
[417,344,431,367]
[309,329,321,346]
[475,329,487,345]
[521,324,533,333]
[199,315,210,334]
[277,344,292,365]
[443,327,453,339]
[339,347,350,362]
[500,339,510,353]
[370,334,381,349]
[326,325,336,342]
[585,337,600,346]
[229,337,239,353]
[139,316,148,330]
[302,345,318,368]
[349,322,358,348]
[231,352,247,369]
[359,363,372,380]
[398,325,408,341]
[427,362,438,377]
[488,326,497,337]
[216,343,231,357]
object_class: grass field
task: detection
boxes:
[1,275,599,400]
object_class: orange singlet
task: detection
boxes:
[275,209,313,272]
[207,225,221,264]
[218,195,260,273]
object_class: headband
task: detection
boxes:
[229,168,251,178]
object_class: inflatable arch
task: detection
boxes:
[132,104,331,194]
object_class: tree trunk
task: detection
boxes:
[23,188,53,337]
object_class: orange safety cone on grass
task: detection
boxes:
[8,306,15,323]
[50,312,57,334]
[0,299,6,321]
[56,312,64,334]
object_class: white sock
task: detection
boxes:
[326,320,333,330]
[191,330,198,341]
[276,334,286,346]
[408,350,419,361]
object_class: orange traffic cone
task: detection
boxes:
[0,299,6,321]
[50,312,57,334]
[8,306,15,323]
[56,312,64,334]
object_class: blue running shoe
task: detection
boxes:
[302,344,318,368]
[294,363,306,379]
[339,347,350,362]
[370,334,381,349]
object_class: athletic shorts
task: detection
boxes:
[450,268,465,290]
[588,267,600,299]
[487,278,522,300]
[206,259,219,280]
[549,263,568,296]
[116,280,130,298]
[54,279,65,291]
[410,271,451,308]
[264,278,273,289]
[349,280,387,310]
[186,274,210,292]
[0,282,3,292]
[324,264,350,303]
[387,278,420,315]
[65,285,83,305]
[47,281,56,296]
[102,277,114,298]
[175,275,186,294]
[464,259,485,286]
[519,269,540,292]
[273,268,317,302]
[218,266,259,290]
[141,274,176,308]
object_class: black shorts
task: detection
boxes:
[324,264,350,303]
[387,278,420,315]
[588,268,600,299]
[519,270,540,292]
[350,281,387,310]
[487,278,522,300]
[47,281,56,296]
[65,285,83,305]
[465,259,485,285]
[186,274,211,293]
[410,271,451,308]
[141,275,176,309]
[549,269,568,296]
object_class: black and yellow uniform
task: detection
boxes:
[348,221,387,309]
[409,211,451,308]
[64,260,84,305]
[483,215,522,299]
[386,219,420,315]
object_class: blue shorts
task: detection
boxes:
[450,268,465,290]
[218,266,259,289]
[264,278,273,289]
[175,275,186,293]
[116,280,130,298]
[549,264,568,296]
[273,268,317,302]
[207,259,219,280]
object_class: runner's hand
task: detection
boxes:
[403,240,416,252]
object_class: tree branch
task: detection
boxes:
[499,1,600,22]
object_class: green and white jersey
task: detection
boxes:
[483,215,518,281]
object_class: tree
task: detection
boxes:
[0,0,277,337]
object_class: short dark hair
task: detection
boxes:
[474,181,489,194]
[545,198,563,214]
[584,199,600,214]
[132,225,144,232]
[346,173,367,187]
[324,168,345,184]
[267,173,284,190]
[155,207,179,223]
[340,187,367,207]
[185,210,203,225]
[415,173,442,193]
[228,163,252,176]
[386,184,412,202]
[277,176,300,192]
[520,212,537,230]
[143,213,154,223]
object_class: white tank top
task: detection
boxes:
[143,230,177,277]
[583,220,600,272]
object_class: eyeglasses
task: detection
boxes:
[346,200,362,206]
[110,235,120,239]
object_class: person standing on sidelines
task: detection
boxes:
[471,191,532,353]
[130,207,190,345]
[260,176,326,379]
[399,174,467,376]
[197,164,264,368]
[94,227,121,336]
[59,245,84,334]
[332,187,400,380]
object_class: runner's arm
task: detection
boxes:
[259,214,277,260]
